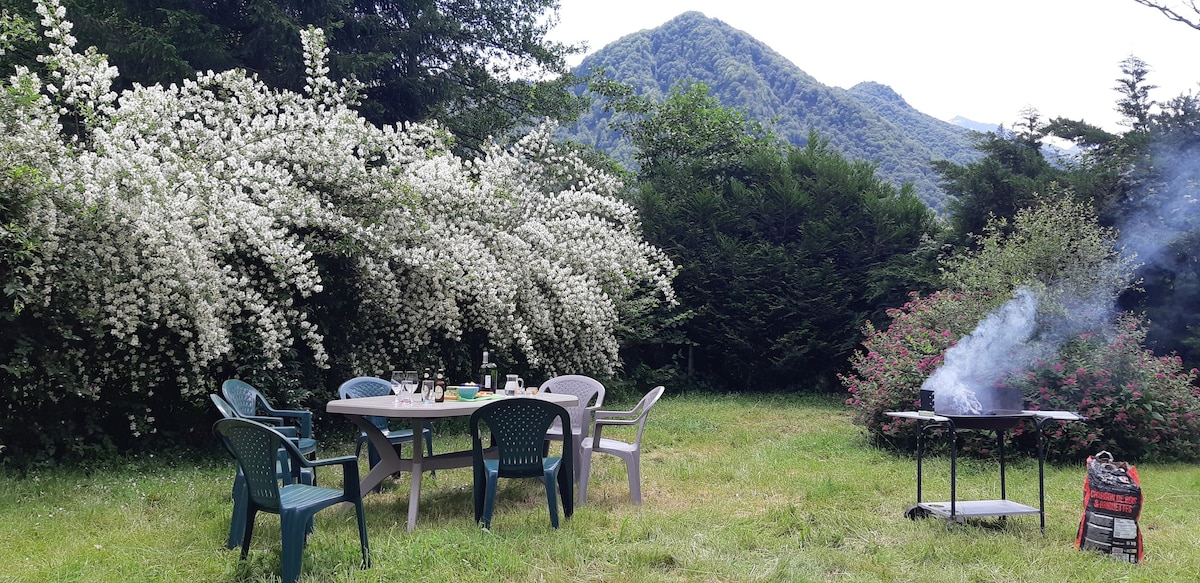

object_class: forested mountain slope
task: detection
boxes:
[563,11,982,210]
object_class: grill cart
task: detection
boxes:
[885,410,1085,531]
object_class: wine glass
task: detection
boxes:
[390,370,406,405]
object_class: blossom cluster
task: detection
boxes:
[1,0,675,454]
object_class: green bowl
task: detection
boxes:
[457,386,479,400]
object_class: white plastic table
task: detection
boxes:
[327,392,579,531]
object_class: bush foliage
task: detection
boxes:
[843,197,1200,462]
[0,1,674,463]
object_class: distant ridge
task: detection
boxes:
[562,11,982,210]
[949,115,1001,133]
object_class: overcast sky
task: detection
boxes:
[547,0,1200,132]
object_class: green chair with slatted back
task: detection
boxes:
[211,394,314,549]
[470,398,574,529]
[221,379,316,455]
[213,418,370,583]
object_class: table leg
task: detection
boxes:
[407,419,424,532]
[343,415,404,494]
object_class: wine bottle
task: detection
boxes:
[479,350,499,392]
[434,367,446,403]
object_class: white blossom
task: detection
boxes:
[4,0,676,439]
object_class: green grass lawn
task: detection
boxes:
[2,393,1197,582]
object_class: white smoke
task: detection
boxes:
[923,288,1040,415]
[1118,139,1200,268]
[923,130,1198,416]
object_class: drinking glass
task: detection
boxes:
[390,371,405,405]
[420,379,436,404]
[393,370,417,406]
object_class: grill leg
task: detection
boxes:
[998,429,1007,500]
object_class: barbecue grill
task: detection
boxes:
[887,405,1086,531]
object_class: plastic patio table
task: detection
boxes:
[326,392,579,531]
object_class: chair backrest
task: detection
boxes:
[629,386,666,447]
[214,418,301,511]
[222,379,269,417]
[538,375,605,434]
[471,399,573,479]
[211,394,240,419]
[337,377,392,432]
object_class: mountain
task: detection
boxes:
[950,115,1001,133]
[561,11,982,211]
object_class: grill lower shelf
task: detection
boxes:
[919,500,1041,518]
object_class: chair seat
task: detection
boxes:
[590,438,637,455]
[280,483,353,510]
[544,426,581,440]
[381,429,415,441]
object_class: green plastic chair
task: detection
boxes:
[211,394,314,549]
[336,377,434,485]
[213,418,370,583]
[470,398,574,529]
[221,379,315,452]
[210,393,316,455]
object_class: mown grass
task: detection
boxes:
[2,393,1198,582]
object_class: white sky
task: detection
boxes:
[547,0,1200,132]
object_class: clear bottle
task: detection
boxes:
[434,367,446,403]
[479,350,499,392]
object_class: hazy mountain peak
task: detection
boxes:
[566,12,983,210]
[948,115,999,132]
[848,82,912,107]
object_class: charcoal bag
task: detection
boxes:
[1075,451,1143,563]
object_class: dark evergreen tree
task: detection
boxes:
[613,83,941,390]
[1114,55,1157,133]
[932,118,1064,245]
[1116,89,1200,371]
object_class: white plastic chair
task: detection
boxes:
[578,385,665,505]
[538,375,605,481]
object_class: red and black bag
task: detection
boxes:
[1076,451,1144,563]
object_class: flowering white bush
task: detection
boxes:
[0,0,674,456]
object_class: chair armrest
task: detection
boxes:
[264,408,313,438]
[594,407,640,421]
[593,416,639,427]
[246,414,287,425]
[299,455,362,498]
[301,454,359,469]
[590,415,640,445]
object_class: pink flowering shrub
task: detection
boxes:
[843,292,1200,462]
[842,290,987,435]
[1007,317,1200,461]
